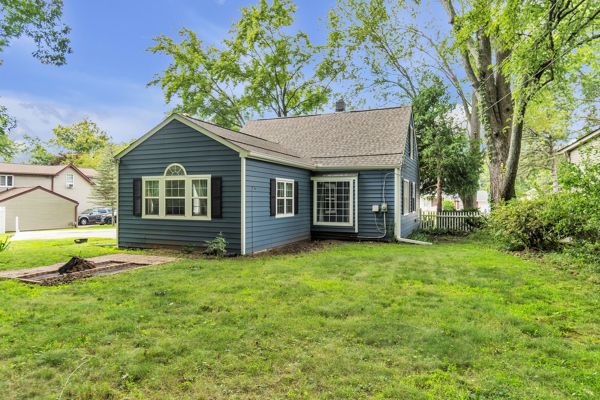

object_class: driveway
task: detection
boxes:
[10,228,116,241]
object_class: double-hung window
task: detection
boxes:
[313,177,355,227]
[0,175,14,188]
[144,180,160,215]
[142,164,211,220]
[276,178,294,217]
[403,180,417,215]
[191,179,209,217]
[66,173,75,188]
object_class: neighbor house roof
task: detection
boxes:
[241,106,412,168]
[556,128,600,154]
[116,106,413,170]
[0,186,79,204]
[0,163,97,182]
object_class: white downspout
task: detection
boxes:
[240,156,246,255]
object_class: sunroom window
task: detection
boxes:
[142,164,211,220]
[313,177,355,226]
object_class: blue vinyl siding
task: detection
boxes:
[118,120,242,253]
[311,170,396,239]
[400,120,420,237]
[245,159,311,253]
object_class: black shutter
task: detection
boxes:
[133,178,142,217]
[270,178,276,216]
[294,181,299,214]
[211,177,222,218]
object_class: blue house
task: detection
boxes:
[115,103,419,254]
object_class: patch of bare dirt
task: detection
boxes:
[58,257,96,274]
[252,240,342,257]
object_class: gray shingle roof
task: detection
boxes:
[180,115,313,165]
[241,106,412,168]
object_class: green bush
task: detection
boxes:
[488,197,563,251]
[488,157,600,252]
[204,232,228,256]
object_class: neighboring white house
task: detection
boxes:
[556,128,599,165]
[0,163,99,231]
[420,190,490,214]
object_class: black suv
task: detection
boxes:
[78,208,115,226]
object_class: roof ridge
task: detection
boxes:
[246,105,411,123]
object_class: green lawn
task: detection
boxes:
[0,237,132,272]
[0,238,599,399]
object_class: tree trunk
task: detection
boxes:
[460,192,477,210]
[436,175,443,213]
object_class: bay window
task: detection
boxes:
[142,164,211,220]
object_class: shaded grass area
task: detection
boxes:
[1,239,599,399]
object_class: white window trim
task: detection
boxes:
[410,181,417,214]
[312,176,356,227]
[275,178,295,218]
[142,174,212,221]
[164,163,187,176]
[0,175,14,188]
[403,179,410,216]
[66,173,75,188]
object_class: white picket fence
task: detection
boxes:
[420,210,483,232]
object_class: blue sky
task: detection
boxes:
[1,0,451,149]
[1,0,335,146]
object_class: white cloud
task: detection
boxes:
[0,91,168,145]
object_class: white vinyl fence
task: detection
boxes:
[420,211,483,232]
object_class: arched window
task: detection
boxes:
[164,164,186,176]
[142,163,211,220]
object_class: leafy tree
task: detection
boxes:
[0,105,17,161]
[0,0,71,158]
[51,118,109,155]
[149,0,336,129]
[517,91,572,195]
[23,135,57,165]
[0,0,71,65]
[327,0,482,207]
[441,0,599,203]
[90,145,118,224]
[414,77,481,212]
[23,118,110,167]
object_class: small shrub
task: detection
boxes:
[204,233,228,257]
